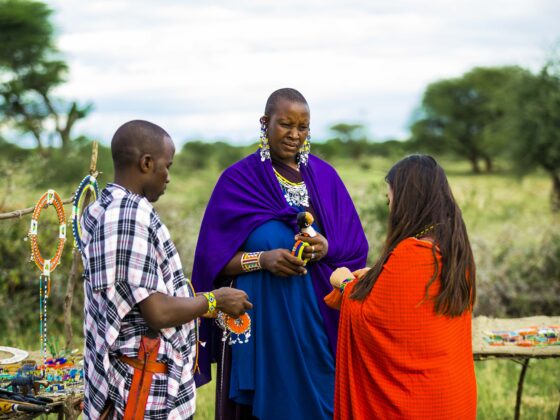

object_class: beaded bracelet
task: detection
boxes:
[241,251,263,272]
[339,277,355,294]
[203,292,217,313]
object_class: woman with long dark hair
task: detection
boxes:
[327,154,476,419]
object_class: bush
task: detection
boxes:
[475,229,560,316]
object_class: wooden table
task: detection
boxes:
[472,315,560,420]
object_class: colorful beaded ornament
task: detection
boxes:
[291,239,309,262]
[28,189,67,274]
[28,190,67,374]
[71,174,99,253]
[216,312,252,345]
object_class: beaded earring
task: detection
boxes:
[259,121,270,162]
[297,132,311,167]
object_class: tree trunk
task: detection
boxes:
[469,156,481,174]
[483,156,493,173]
[551,171,560,213]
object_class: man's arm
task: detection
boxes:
[139,287,253,330]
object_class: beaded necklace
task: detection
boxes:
[273,168,309,207]
[414,224,435,238]
[28,190,67,374]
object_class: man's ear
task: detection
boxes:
[139,154,154,173]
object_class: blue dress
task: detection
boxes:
[229,219,335,419]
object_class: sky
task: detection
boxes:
[47,0,560,146]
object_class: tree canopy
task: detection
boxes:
[410,66,529,173]
[0,0,91,150]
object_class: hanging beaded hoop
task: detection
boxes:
[216,312,252,345]
[29,189,67,274]
[71,175,99,252]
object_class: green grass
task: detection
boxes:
[1,155,559,419]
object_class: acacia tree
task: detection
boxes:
[0,0,91,151]
[508,60,560,211]
[410,66,528,173]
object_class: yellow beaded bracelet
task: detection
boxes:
[203,292,217,313]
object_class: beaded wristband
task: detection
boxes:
[339,277,355,294]
[241,251,263,272]
[203,292,217,313]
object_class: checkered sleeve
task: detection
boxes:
[89,197,169,325]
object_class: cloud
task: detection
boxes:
[46,0,560,145]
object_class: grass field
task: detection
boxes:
[1,153,559,419]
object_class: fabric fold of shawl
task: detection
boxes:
[191,151,368,385]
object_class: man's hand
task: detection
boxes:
[213,287,253,317]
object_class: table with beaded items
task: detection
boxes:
[472,315,560,420]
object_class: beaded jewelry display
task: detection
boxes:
[273,168,310,207]
[28,190,67,274]
[71,174,99,253]
[241,251,263,272]
[216,312,252,345]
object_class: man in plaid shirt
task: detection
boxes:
[80,120,252,419]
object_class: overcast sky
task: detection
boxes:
[48,0,559,146]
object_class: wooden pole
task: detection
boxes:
[64,141,99,350]
[514,358,530,420]
[0,197,73,220]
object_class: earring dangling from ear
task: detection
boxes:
[297,132,311,167]
[259,120,270,162]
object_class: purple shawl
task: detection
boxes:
[191,151,368,385]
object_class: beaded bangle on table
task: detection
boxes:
[339,277,355,294]
[203,292,217,314]
[241,251,263,272]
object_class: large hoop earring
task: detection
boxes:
[297,132,311,167]
[259,121,270,162]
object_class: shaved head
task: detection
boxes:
[111,120,171,170]
[264,88,308,117]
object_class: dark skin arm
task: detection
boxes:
[139,287,253,330]
[222,250,307,277]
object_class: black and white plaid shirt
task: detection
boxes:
[80,183,196,419]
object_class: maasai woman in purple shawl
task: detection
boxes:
[192,88,368,420]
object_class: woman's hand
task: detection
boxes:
[330,267,354,288]
[260,249,308,277]
[295,232,329,262]
[352,267,371,280]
